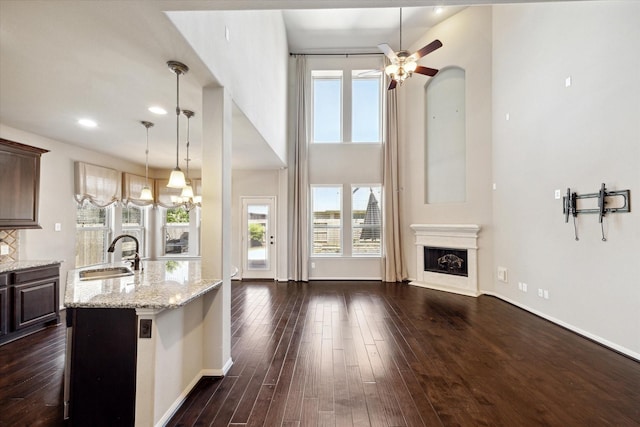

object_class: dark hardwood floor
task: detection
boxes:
[2,281,639,426]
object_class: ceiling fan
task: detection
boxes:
[378,8,443,90]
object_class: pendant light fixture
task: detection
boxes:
[166,60,189,188]
[140,120,154,201]
[180,110,195,200]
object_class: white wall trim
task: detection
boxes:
[482,291,640,363]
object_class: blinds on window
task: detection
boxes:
[122,172,154,206]
[74,161,121,207]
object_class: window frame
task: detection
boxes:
[310,60,383,145]
[311,185,343,256]
[75,202,112,268]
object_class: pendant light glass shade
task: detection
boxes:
[140,121,154,201]
[167,168,186,188]
[166,60,189,189]
[140,186,153,201]
[180,183,194,199]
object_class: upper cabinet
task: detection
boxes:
[0,138,48,229]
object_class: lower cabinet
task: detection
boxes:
[0,274,7,337]
[0,264,60,345]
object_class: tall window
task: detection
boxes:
[352,186,382,255]
[76,202,110,267]
[164,207,190,255]
[312,70,342,143]
[122,206,146,258]
[352,71,382,143]
[312,69,382,144]
[312,186,342,255]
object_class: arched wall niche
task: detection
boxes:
[424,66,466,204]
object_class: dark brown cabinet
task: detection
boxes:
[0,264,60,345]
[0,138,49,229]
[0,274,7,337]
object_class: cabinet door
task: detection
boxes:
[0,138,48,229]
[12,278,59,330]
[0,287,7,337]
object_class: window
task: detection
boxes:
[75,202,110,267]
[312,68,382,144]
[352,186,382,255]
[164,207,190,255]
[312,70,342,143]
[312,186,342,255]
[122,206,146,258]
[352,71,382,143]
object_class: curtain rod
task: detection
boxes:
[289,52,382,57]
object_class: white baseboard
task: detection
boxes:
[482,291,640,362]
[154,357,233,427]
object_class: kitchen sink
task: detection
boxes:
[79,266,134,281]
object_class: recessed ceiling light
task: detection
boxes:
[434,6,444,15]
[148,106,167,115]
[78,118,97,128]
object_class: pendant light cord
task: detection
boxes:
[145,126,150,185]
[175,70,181,169]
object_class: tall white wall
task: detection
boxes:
[167,10,289,165]
[492,2,640,358]
[401,6,494,290]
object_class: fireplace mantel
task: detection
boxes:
[410,224,481,297]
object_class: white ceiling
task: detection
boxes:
[0,0,539,171]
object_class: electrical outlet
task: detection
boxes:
[497,266,508,283]
[139,319,152,338]
[538,288,544,298]
[311,262,316,269]
[518,282,522,291]
[543,290,549,299]
[554,189,561,199]
[522,283,528,292]
[54,223,62,231]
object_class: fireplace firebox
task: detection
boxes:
[424,247,468,277]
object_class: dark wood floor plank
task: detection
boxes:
[3,281,640,427]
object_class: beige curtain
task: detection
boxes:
[122,172,154,207]
[154,178,183,208]
[74,161,121,207]
[289,55,310,281]
[382,83,407,282]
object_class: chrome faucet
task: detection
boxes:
[107,234,140,271]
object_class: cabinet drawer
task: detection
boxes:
[0,273,7,287]
[12,279,59,330]
[12,266,59,283]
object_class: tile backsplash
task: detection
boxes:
[0,229,19,263]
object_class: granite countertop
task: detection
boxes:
[0,260,62,273]
[64,260,222,309]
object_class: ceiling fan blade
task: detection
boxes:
[378,43,398,62]
[410,39,443,61]
[414,66,439,77]
[387,79,397,90]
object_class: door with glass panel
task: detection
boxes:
[241,197,276,279]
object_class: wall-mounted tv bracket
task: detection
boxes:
[563,183,630,241]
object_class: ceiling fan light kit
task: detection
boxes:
[379,8,443,90]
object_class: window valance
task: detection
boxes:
[122,172,154,206]
[155,178,183,208]
[74,161,121,207]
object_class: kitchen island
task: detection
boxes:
[64,260,224,427]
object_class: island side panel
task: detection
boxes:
[69,308,137,426]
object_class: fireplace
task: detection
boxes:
[410,224,480,297]
[424,247,468,277]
